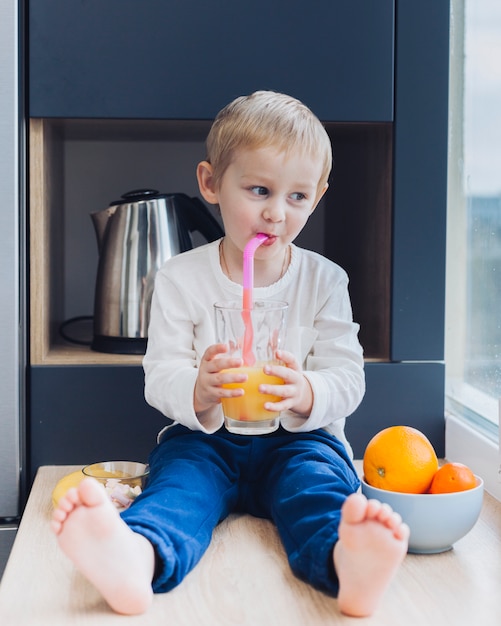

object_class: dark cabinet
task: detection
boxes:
[30,366,167,475]
[28,1,450,475]
[29,362,445,478]
[29,0,394,121]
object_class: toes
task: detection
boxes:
[372,502,400,526]
[56,491,79,514]
[372,505,408,539]
[386,510,403,529]
[394,521,410,542]
[373,502,393,523]
[51,519,63,535]
[78,477,108,507]
[52,507,68,523]
[365,498,383,518]
[66,485,84,506]
[341,493,368,524]
[343,494,406,536]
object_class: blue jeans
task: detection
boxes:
[120,425,360,596]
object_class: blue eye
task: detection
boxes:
[250,186,268,196]
[291,192,306,201]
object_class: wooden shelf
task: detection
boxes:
[29,118,393,366]
[28,118,210,366]
[36,342,143,366]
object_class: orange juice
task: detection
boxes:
[221,366,284,421]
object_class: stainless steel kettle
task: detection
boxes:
[90,189,224,354]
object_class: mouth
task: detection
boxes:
[257,233,277,245]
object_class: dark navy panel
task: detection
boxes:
[29,361,445,480]
[29,365,166,481]
[345,362,445,458]
[28,0,394,121]
[391,1,450,361]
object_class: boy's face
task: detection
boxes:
[198,146,327,263]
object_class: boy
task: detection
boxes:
[52,91,409,617]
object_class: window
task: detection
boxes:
[446,0,501,494]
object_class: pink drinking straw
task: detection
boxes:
[242,233,269,365]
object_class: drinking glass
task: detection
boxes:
[214,300,288,434]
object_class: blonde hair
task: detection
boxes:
[206,91,332,191]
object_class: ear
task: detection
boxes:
[196,161,219,205]
[310,182,329,214]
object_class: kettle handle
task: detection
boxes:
[174,193,224,248]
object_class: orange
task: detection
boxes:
[429,462,477,494]
[363,425,439,494]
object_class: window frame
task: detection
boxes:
[445,0,500,500]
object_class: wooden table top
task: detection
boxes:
[1,464,501,625]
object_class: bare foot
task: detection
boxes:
[52,477,155,615]
[333,492,409,617]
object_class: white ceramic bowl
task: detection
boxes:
[361,476,484,554]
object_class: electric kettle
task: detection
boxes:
[90,189,224,354]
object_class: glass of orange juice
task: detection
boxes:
[214,300,288,434]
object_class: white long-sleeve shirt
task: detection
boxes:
[143,239,365,457]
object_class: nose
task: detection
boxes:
[262,199,286,223]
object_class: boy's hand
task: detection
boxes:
[194,343,247,414]
[261,350,313,417]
